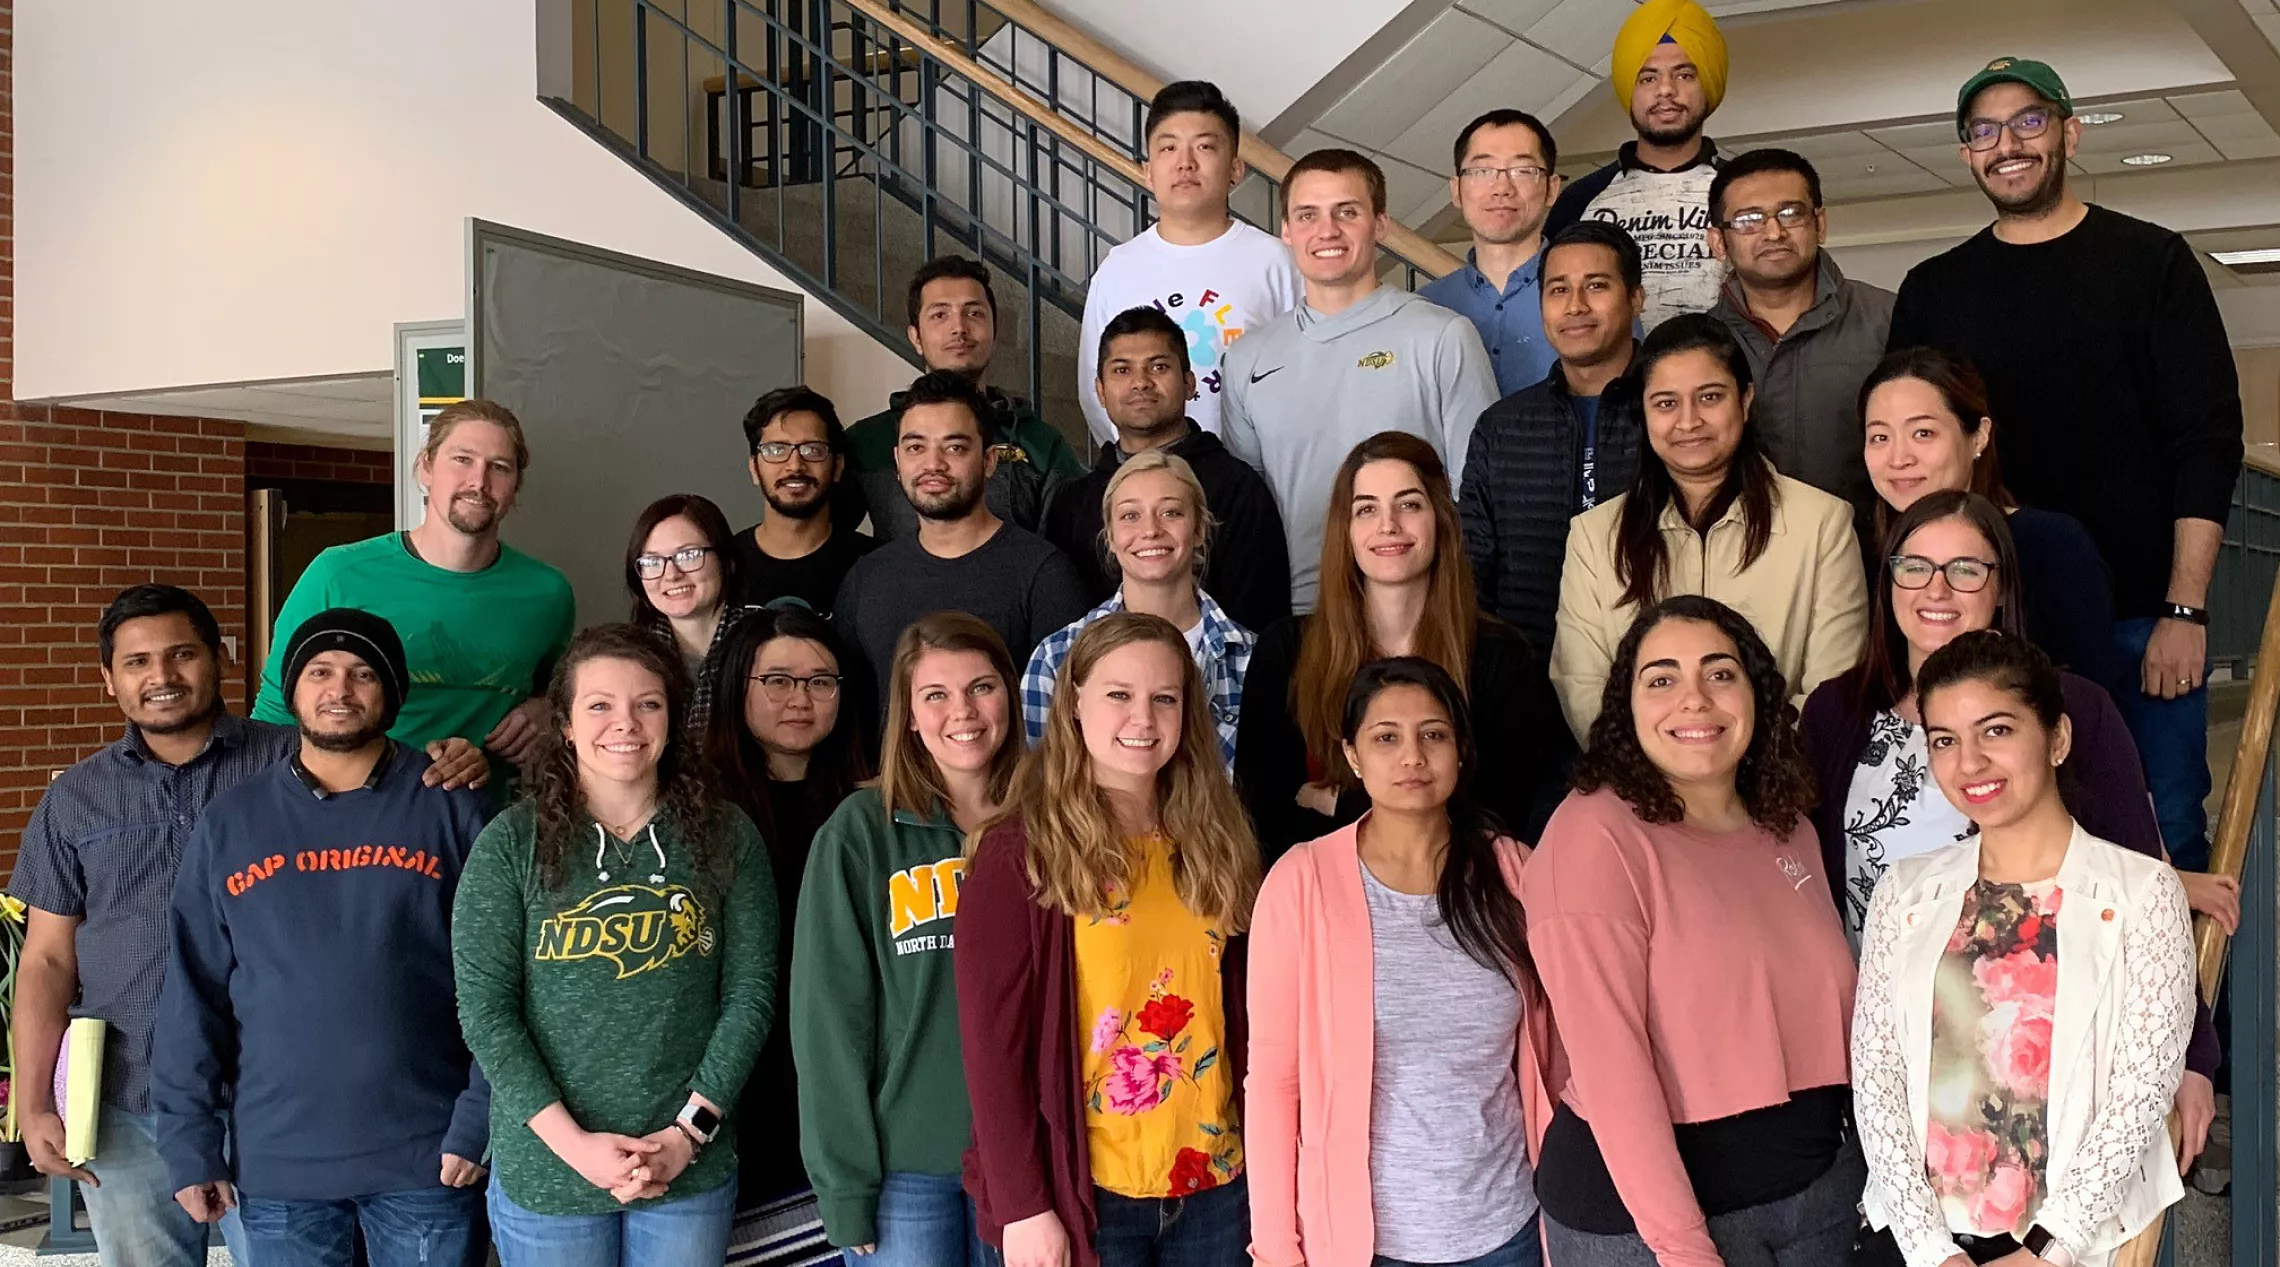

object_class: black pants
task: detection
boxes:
[1855,1226,2021,1266]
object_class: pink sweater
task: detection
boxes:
[1244,818,1561,1267]
[1517,788,1855,1267]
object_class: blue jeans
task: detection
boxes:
[1091,1174,1248,1267]
[851,1170,989,1267]
[80,1106,250,1267]
[2112,617,2213,871]
[1373,1216,1542,1267]
[488,1171,737,1267]
[237,1184,483,1267]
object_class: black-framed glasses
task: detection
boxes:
[755,440,833,464]
[1889,554,1997,592]
[1457,164,1550,186]
[635,546,714,578]
[1962,106,2056,151]
[752,672,842,702]
[1720,203,1816,235]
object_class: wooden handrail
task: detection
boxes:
[913,0,1462,279]
[2114,554,2280,1266]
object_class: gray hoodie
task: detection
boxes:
[1221,285,1498,612]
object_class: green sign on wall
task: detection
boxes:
[416,345,466,423]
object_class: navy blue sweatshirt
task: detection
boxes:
[153,744,492,1199]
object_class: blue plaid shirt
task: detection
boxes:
[1021,591,1255,767]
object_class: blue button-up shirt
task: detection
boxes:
[9,712,297,1112]
[1420,244,1558,398]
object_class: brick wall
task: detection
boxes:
[0,5,252,873]
[246,441,393,486]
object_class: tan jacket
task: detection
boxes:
[1552,468,1868,739]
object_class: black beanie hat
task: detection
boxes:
[283,608,410,731]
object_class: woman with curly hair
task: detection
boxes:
[1853,632,2195,1267]
[1520,595,1860,1267]
[453,624,778,1266]
[958,612,1261,1267]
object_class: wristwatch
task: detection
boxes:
[2163,602,2211,626]
[2023,1225,2076,1267]
[676,1100,721,1146]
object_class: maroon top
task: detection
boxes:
[955,816,1249,1265]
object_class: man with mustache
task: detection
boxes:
[155,609,492,1266]
[1705,148,1892,519]
[254,399,575,778]
[1544,0,1730,328]
[844,256,1084,541]
[1888,57,2244,909]
[729,386,876,616]
[8,586,487,1267]
[1041,306,1289,635]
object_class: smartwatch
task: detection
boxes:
[676,1100,721,1146]
[2023,1225,2076,1267]
[2163,602,2211,627]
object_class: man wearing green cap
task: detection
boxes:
[1888,57,2243,944]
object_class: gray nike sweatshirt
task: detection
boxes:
[1221,285,1498,612]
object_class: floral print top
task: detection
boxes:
[1074,833,1243,1198]
[1841,711,1974,950]
[1925,878,2061,1238]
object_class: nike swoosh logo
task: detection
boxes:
[1248,367,1283,384]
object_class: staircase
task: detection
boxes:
[535,0,1455,448]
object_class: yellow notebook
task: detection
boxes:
[52,1018,106,1166]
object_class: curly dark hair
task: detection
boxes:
[1572,595,1816,834]
[529,623,726,891]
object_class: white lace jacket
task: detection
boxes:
[1851,822,2195,1267]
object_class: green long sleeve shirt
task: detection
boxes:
[791,789,973,1245]
[452,799,778,1215]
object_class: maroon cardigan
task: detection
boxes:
[954,815,1249,1267]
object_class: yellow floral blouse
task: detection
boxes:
[1074,834,1243,1198]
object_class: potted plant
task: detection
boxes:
[0,893,30,1179]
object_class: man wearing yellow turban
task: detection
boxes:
[1546,0,1731,329]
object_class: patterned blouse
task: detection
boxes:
[1074,834,1244,1198]
[1925,878,2062,1239]
[1841,711,1975,947]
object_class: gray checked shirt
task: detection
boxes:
[9,712,297,1113]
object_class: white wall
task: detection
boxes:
[1042,0,1410,126]
[16,0,914,416]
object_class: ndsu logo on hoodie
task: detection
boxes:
[535,883,715,979]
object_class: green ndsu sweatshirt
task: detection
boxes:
[791,788,974,1246]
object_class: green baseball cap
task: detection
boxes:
[1955,56,2072,137]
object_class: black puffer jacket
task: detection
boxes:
[1457,358,1646,646]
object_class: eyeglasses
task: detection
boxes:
[755,440,833,464]
[1457,165,1550,186]
[635,546,714,579]
[752,672,842,701]
[1962,106,2056,152]
[1889,554,1997,593]
[1720,203,1816,236]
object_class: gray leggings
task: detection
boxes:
[1541,1136,1866,1267]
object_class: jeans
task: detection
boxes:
[1542,1138,1863,1267]
[488,1171,737,1267]
[1091,1174,1249,1267]
[80,1106,251,1267]
[1372,1216,1541,1267]
[2111,616,2213,871]
[853,1170,990,1267]
[237,1184,484,1267]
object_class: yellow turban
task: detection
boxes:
[1611,0,1729,115]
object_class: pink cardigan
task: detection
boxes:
[1244,817,1562,1267]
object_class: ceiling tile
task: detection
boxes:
[1728,130,1894,163]
[1382,155,1456,225]
[1316,11,1514,151]
[2170,89,2259,120]
[1455,0,1565,38]
[2073,139,2225,174]
[1524,0,1636,70]
[1821,167,1950,201]
[1865,121,1961,150]
[2072,119,2204,155]
[2072,97,2181,126]
[1381,39,1582,173]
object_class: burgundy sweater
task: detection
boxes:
[955,816,1248,1265]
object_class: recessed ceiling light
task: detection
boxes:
[2078,110,2124,125]
[2212,248,2280,266]
[2120,152,2173,166]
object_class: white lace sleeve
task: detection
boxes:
[1851,877,1965,1267]
[2035,865,2196,1249]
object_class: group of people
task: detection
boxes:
[6,4,2250,1267]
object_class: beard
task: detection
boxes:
[909,476,986,521]
[136,691,222,736]
[1975,152,2068,217]
[444,492,500,535]
[763,477,829,520]
[1634,106,1703,150]
[302,716,390,752]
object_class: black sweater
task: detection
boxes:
[1039,424,1293,637]
[1232,616,1573,860]
[1888,206,2243,618]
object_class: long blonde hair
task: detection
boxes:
[1098,449,1213,582]
[991,612,1258,930]
[877,612,1024,820]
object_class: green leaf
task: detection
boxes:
[1193,1047,1218,1077]
[1144,1040,1167,1054]
[1198,1122,1223,1137]
[1176,1036,1192,1053]
[1089,1092,1102,1112]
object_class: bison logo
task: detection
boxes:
[1355,350,1396,370]
[535,884,715,979]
